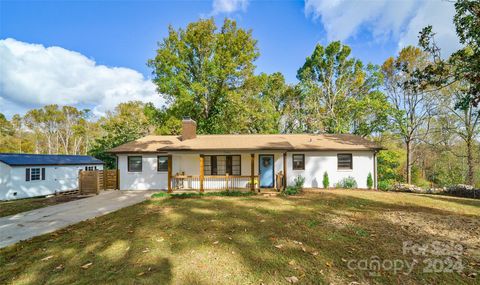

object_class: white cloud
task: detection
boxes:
[0,38,163,118]
[398,0,460,56]
[211,0,248,15]
[305,0,461,55]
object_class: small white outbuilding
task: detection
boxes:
[0,153,104,200]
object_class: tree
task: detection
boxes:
[89,101,153,168]
[297,41,389,136]
[0,113,13,136]
[240,72,294,133]
[22,105,93,155]
[417,0,479,107]
[381,46,437,184]
[148,18,261,134]
[435,82,480,185]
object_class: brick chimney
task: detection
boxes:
[181,117,197,140]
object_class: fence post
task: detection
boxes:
[96,171,100,195]
[103,170,107,190]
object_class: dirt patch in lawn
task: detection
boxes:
[0,195,88,218]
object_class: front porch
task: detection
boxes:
[167,153,287,193]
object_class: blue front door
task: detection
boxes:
[259,155,274,188]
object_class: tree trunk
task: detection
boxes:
[406,140,412,184]
[466,137,474,186]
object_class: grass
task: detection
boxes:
[0,195,86,218]
[1,189,479,284]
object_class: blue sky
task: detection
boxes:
[0,0,460,117]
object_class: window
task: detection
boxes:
[128,156,142,172]
[337,154,353,169]
[203,155,241,175]
[157,156,169,172]
[292,154,305,170]
[84,166,97,171]
[26,167,45,181]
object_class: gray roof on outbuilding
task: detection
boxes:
[0,153,104,166]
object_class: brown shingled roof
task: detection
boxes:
[108,134,382,153]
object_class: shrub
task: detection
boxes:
[283,186,301,196]
[367,172,373,189]
[322,171,329,189]
[283,175,305,196]
[294,175,305,189]
[336,176,358,189]
[377,180,392,191]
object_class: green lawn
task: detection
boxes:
[0,195,85,218]
[1,190,479,284]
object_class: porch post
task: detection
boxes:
[374,151,378,190]
[250,153,255,192]
[283,152,287,190]
[199,155,204,193]
[167,154,172,193]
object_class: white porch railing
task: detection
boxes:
[172,175,258,191]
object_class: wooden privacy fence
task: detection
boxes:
[79,170,119,195]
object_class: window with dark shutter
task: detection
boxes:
[337,154,353,169]
[292,154,305,170]
[128,156,142,172]
[203,155,241,175]
[26,168,30,181]
[41,168,45,180]
[157,156,168,172]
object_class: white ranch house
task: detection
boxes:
[109,119,382,192]
[0,154,104,200]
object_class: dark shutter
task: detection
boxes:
[26,168,30,181]
[226,156,232,175]
[211,156,217,175]
[41,168,45,180]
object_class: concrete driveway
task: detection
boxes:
[0,190,156,248]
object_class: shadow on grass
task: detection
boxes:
[418,194,480,208]
[0,192,478,284]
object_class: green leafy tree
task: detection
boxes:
[434,82,480,185]
[382,47,437,184]
[296,41,389,135]
[148,18,262,134]
[0,113,14,136]
[417,0,479,107]
[89,102,153,168]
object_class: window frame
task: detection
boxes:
[203,155,241,176]
[128,156,143,172]
[292,154,305,170]
[26,167,45,181]
[157,156,169,172]
[337,153,353,170]
[30,167,41,181]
